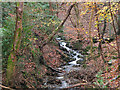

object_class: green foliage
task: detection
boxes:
[1,2,119,88]
[6,52,16,81]
[93,70,107,88]
[2,15,16,68]
[24,2,61,36]
[2,2,61,69]
[2,3,16,24]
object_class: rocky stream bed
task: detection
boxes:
[42,37,97,88]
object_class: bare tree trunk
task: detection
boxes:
[117,2,120,69]
[117,2,120,35]
[74,3,81,40]
[89,3,94,59]
[6,2,23,85]
[109,2,120,70]
[95,3,105,63]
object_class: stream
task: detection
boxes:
[46,37,84,88]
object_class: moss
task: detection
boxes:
[6,52,16,81]
[83,64,87,68]
[82,51,88,55]
[72,40,83,50]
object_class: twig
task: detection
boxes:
[103,74,120,86]
[107,42,118,51]
[63,82,99,89]
[109,2,120,64]
[23,78,35,88]
[69,15,76,28]
[0,84,14,90]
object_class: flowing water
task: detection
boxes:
[47,37,84,88]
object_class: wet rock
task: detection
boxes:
[46,72,58,76]
[77,55,83,58]
[72,65,81,67]
[72,53,76,56]
[47,76,61,85]
[70,51,74,54]
[76,60,83,64]
[63,57,71,62]
[66,42,72,48]
[66,42,70,47]
[59,47,67,52]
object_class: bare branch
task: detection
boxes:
[41,3,75,48]
[0,84,14,90]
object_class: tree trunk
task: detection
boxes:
[118,2,120,69]
[6,2,23,85]
[74,3,81,40]
[117,2,120,35]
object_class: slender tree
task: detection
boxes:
[95,2,105,63]
[89,3,94,58]
[109,2,120,71]
[117,2,120,35]
[74,3,81,40]
[6,2,23,84]
[117,2,120,68]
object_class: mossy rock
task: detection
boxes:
[82,51,88,55]
[77,55,83,58]
[70,58,76,62]
[76,60,85,64]
[63,57,71,62]
[70,51,74,55]
[76,57,86,64]
[72,53,76,56]
[66,42,72,48]
[82,64,87,68]
[76,60,82,64]
[59,47,67,52]
[77,50,83,53]
[71,40,83,50]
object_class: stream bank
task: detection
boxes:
[42,37,97,88]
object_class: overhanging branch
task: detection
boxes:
[41,3,75,48]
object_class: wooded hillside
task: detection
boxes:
[1,2,120,89]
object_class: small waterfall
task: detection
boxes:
[54,37,85,88]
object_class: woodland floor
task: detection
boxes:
[55,3,119,88]
[2,3,119,89]
[39,3,119,88]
